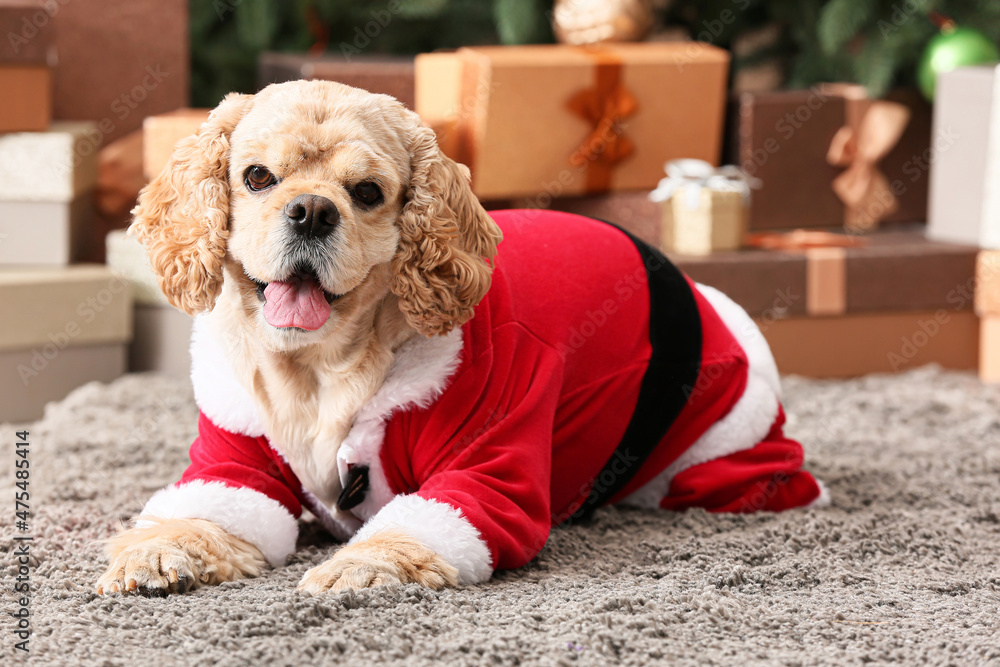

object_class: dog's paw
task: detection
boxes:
[96,539,199,597]
[95,517,267,597]
[297,530,458,594]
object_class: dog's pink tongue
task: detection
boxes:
[262,277,331,330]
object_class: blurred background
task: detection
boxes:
[3,0,1000,422]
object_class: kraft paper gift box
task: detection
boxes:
[927,66,1000,249]
[650,159,755,255]
[732,86,931,232]
[259,53,416,109]
[416,43,730,200]
[142,108,210,180]
[0,122,99,201]
[0,65,51,132]
[0,195,93,265]
[0,265,132,421]
[106,230,192,378]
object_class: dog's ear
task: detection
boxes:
[130,93,254,315]
[391,121,503,336]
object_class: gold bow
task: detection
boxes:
[826,100,911,233]
[567,55,639,192]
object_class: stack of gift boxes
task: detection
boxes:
[0,3,130,421]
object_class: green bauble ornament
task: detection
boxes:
[918,26,1000,100]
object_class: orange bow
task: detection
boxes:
[826,100,911,233]
[567,54,638,192]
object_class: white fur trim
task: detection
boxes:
[336,327,464,522]
[350,494,493,585]
[806,479,831,508]
[189,313,265,437]
[623,284,782,508]
[137,480,298,567]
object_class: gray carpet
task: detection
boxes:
[3,366,1000,666]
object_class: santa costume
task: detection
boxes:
[140,210,827,583]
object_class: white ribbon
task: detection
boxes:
[649,159,761,209]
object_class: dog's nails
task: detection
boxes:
[108,582,120,594]
[127,579,138,592]
[167,568,178,583]
[96,585,103,595]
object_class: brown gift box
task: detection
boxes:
[142,108,210,180]
[50,0,189,145]
[731,86,931,231]
[418,43,730,200]
[0,65,51,131]
[258,53,415,109]
[672,226,977,319]
[0,1,56,65]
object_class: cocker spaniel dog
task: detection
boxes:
[96,80,826,596]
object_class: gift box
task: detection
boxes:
[142,109,209,180]
[670,226,979,377]
[0,1,57,65]
[0,265,132,421]
[649,159,755,255]
[675,226,977,318]
[0,195,93,265]
[0,122,100,201]
[417,43,730,200]
[106,230,168,306]
[50,0,189,145]
[0,65,51,132]
[259,53,416,109]
[732,85,931,232]
[927,66,1000,249]
[106,230,192,377]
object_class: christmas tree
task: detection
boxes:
[190,0,1000,105]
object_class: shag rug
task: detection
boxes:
[2,366,999,666]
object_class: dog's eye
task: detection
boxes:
[245,165,277,191]
[352,181,383,207]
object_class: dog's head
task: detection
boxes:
[131,80,501,350]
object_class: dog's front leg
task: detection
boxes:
[297,530,458,594]
[96,517,267,596]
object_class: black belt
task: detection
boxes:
[566,221,703,522]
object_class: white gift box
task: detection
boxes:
[0,122,100,202]
[928,65,1000,248]
[0,195,93,265]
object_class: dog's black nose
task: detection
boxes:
[284,194,339,239]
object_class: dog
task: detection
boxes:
[96,80,827,596]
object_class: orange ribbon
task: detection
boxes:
[826,100,911,233]
[566,51,638,192]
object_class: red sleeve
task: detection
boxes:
[406,326,564,571]
[180,411,305,519]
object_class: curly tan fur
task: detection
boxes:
[392,123,503,336]
[297,530,459,594]
[130,93,254,315]
[96,517,267,596]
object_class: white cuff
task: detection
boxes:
[350,494,493,585]
[138,480,298,567]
